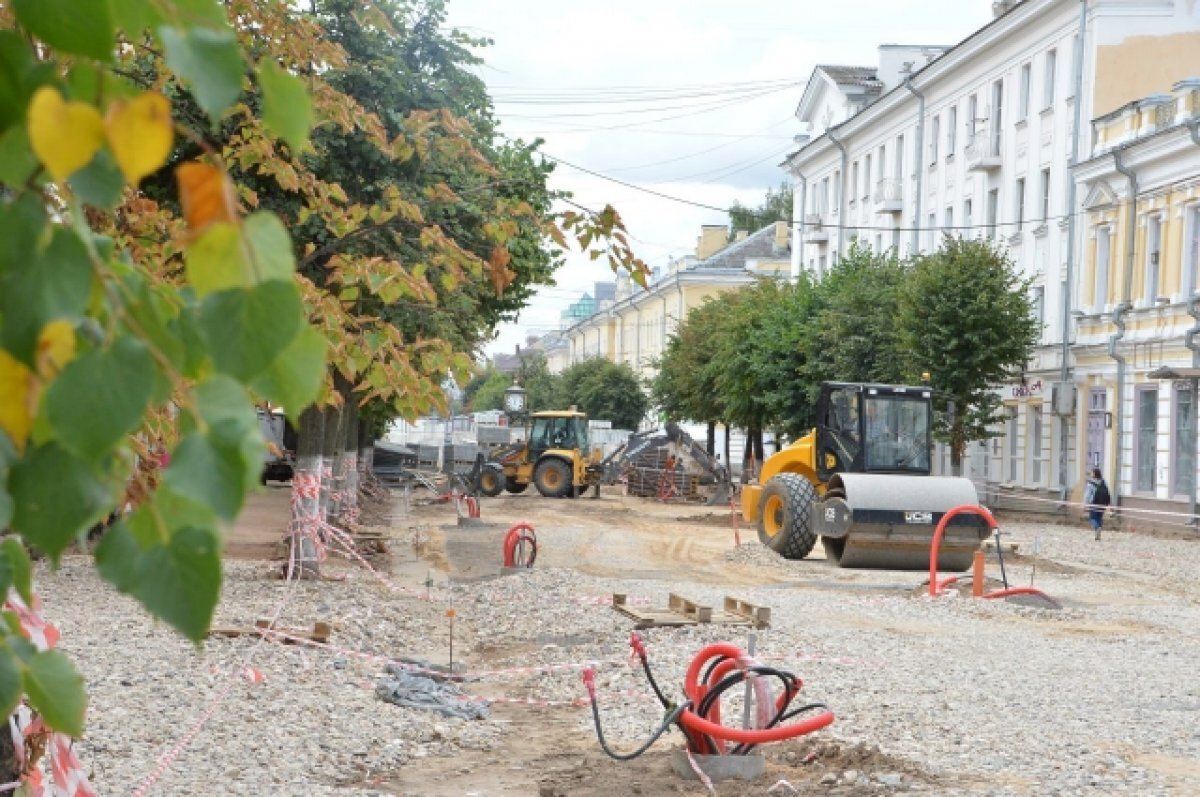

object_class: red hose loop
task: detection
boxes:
[463,495,480,518]
[679,642,834,750]
[502,522,537,568]
[929,505,998,597]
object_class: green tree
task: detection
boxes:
[514,350,559,414]
[555,358,648,431]
[462,365,509,411]
[728,181,793,234]
[897,236,1038,473]
[750,273,821,439]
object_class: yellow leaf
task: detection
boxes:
[176,161,238,232]
[27,86,105,183]
[105,92,174,185]
[36,320,77,380]
[0,349,35,453]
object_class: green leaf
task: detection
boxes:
[158,0,228,28]
[159,25,244,122]
[12,0,115,63]
[69,148,125,210]
[259,60,312,153]
[251,324,327,419]
[244,212,296,283]
[1,538,32,604]
[0,225,93,366]
[0,435,13,530]
[9,443,111,560]
[0,32,35,131]
[193,374,258,433]
[0,126,39,186]
[107,0,163,38]
[44,335,154,463]
[96,521,221,641]
[199,281,302,381]
[22,649,86,736]
[184,222,248,298]
[0,647,21,721]
[164,423,262,522]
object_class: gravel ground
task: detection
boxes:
[33,502,1200,796]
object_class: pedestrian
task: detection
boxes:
[1083,468,1111,540]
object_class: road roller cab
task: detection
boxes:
[741,382,989,570]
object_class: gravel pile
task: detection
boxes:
[31,512,1200,796]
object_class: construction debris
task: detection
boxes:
[611,593,770,629]
[603,423,731,503]
[375,663,489,720]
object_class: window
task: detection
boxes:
[833,170,841,213]
[1173,383,1195,498]
[1095,227,1111,308]
[863,154,872,201]
[1018,63,1031,120]
[987,188,999,240]
[926,212,936,251]
[967,94,978,137]
[1067,35,1079,99]
[1186,205,1200,297]
[1031,285,1045,330]
[1043,49,1057,108]
[990,80,1004,152]
[895,134,905,180]
[1006,405,1019,483]
[1040,168,1051,220]
[821,177,830,215]
[1015,177,1026,231]
[1145,215,1161,304]
[947,105,957,156]
[929,115,940,163]
[874,233,882,252]
[1136,387,1158,492]
[945,206,953,232]
[851,161,859,204]
[963,198,973,236]
[1028,404,1044,485]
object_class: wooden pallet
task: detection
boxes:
[611,593,770,629]
[207,619,331,643]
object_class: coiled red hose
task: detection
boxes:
[679,642,834,751]
[502,522,537,568]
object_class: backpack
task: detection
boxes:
[1094,480,1110,506]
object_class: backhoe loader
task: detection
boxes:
[476,409,602,498]
[741,382,989,570]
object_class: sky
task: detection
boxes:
[442,1,999,358]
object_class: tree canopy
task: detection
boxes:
[728,181,793,234]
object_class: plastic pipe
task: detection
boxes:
[982,586,1061,609]
[502,522,537,568]
[929,505,998,597]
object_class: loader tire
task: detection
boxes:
[534,458,572,498]
[477,465,504,498]
[504,477,528,494]
[757,473,818,560]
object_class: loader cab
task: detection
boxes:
[528,412,590,455]
[816,383,932,481]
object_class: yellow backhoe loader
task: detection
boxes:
[742,382,988,570]
[477,409,603,498]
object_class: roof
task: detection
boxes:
[694,223,787,271]
[817,65,883,93]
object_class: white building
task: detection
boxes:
[783,0,1200,511]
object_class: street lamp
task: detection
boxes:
[503,379,527,421]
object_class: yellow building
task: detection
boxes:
[560,222,791,380]
[1072,78,1200,520]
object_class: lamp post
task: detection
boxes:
[504,379,527,429]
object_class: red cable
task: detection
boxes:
[982,586,1060,608]
[503,522,537,568]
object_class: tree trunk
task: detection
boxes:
[319,402,344,523]
[706,422,715,457]
[723,424,731,479]
[338,389,360,525]
[357,422,374,487]
[290,405,324,577]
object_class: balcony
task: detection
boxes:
[873,178,903,214]
[803,213,828,243]
[965,130,1002,172]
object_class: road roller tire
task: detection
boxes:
[477,465,504,497]
[757,473,818,560]
[504,477,528,494]
[534,458,572,498]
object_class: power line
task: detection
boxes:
[541,151,1086,234]
[498,84,797,121]
[492,81,802,105]
[604,118,795,174]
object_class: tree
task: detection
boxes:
[462,365,510,411]
[897,236,1038,474]
[652,297,730,454]
[555,358,649,431]
[728,181,793,234]
[750,273,821,439]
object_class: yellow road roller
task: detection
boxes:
[741,382,988,570]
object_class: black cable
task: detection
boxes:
[588,699,689,761]
[637,653,672,710]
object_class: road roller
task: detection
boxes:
[741,382,989,570]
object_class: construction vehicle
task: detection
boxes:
[476,409,603,498]
[741,382,988,570]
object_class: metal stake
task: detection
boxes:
[742,633,757,731]
[994,529,1009,589]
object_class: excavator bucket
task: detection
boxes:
[815,473,988,570]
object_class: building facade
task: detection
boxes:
[783,0,1200,518]
[1074,79,1200,521]
[559,222,791,380]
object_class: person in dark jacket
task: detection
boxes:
[1083,468,1111,540]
